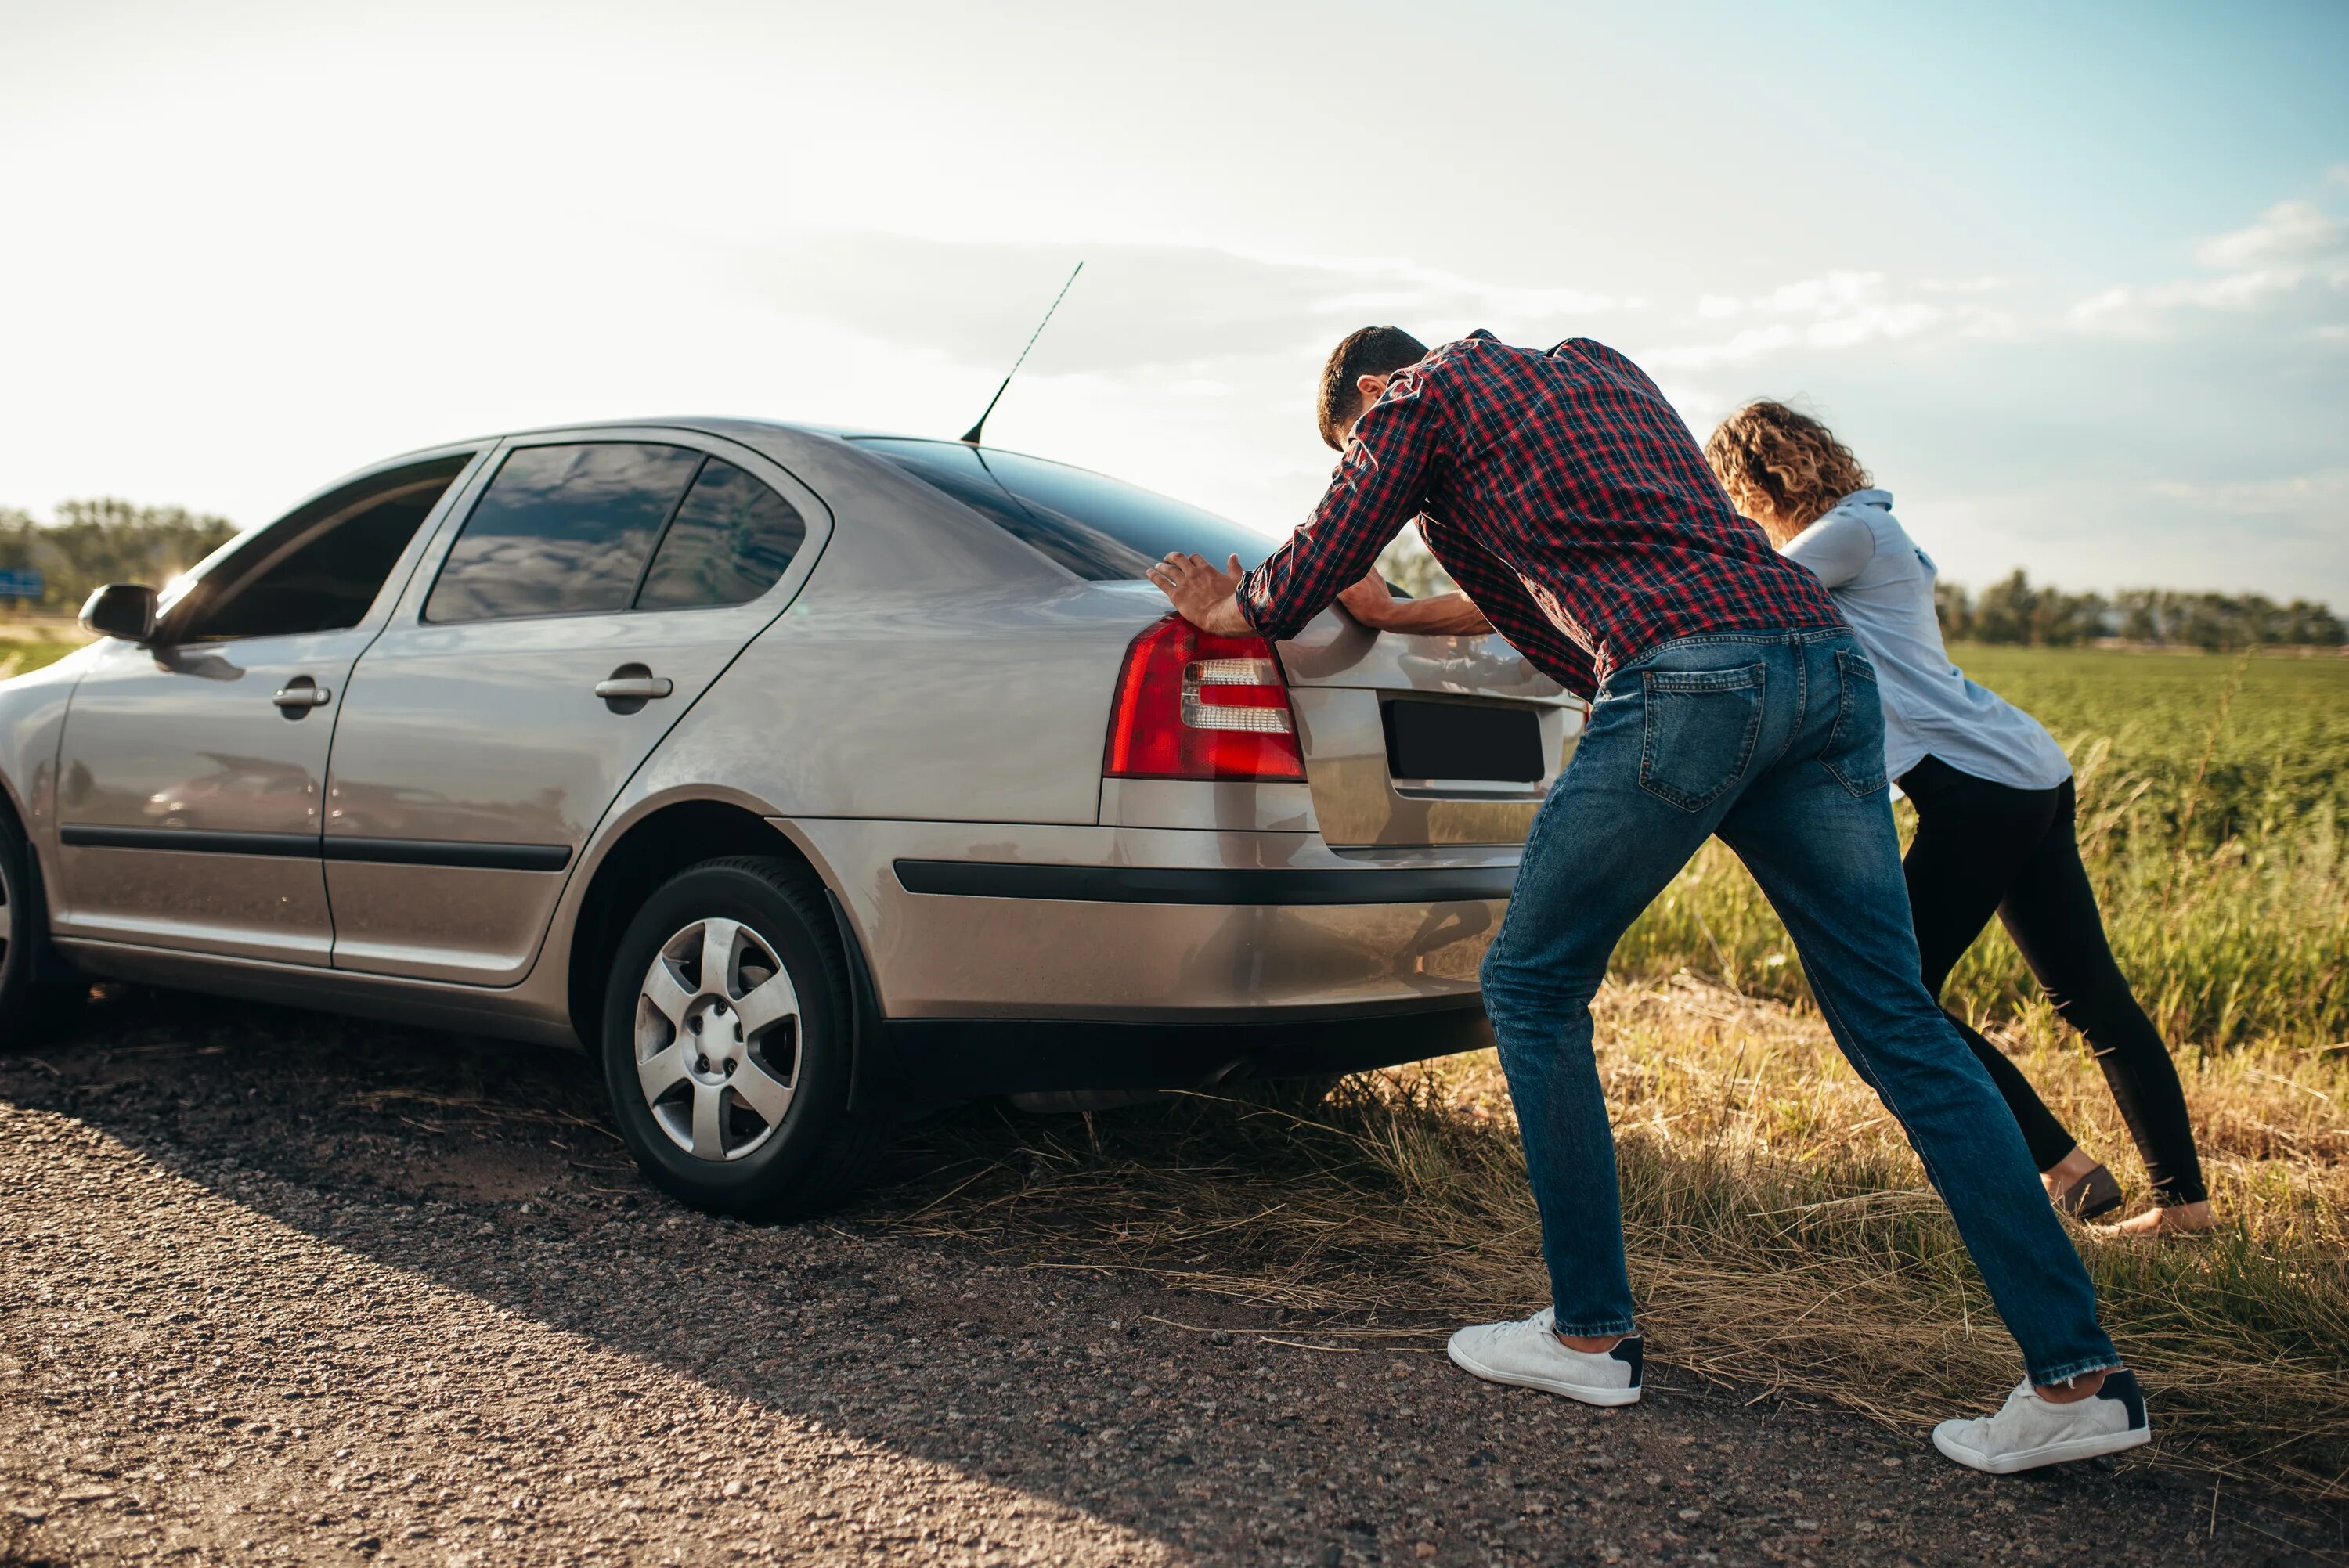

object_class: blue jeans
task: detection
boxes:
[1478,629,2119,1386]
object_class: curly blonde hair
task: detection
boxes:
[1702,401,1872,543]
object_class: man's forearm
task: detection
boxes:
[1193,592,1256,638]
[1368,590,1493,636]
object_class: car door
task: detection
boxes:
[321,429,829,985]
[49,449,484,964]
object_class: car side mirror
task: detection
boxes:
[80,582,159,643]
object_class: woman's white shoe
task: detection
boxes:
[1445,1308,1643,1407]
[1931,1371,2150,1474]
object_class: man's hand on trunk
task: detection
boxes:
[1147,552,1254,637]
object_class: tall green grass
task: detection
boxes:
[1614,647,2349,1052]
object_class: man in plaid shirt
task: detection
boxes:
[1149,329,2144,1476]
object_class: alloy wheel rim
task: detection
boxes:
[633,917,801,1162]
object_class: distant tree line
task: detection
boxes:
[1934,571,2344,650]
[1377,535,2341,651]
[0,500,240,613]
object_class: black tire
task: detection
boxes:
[0,813,85,1050]
[599,856,890,1220]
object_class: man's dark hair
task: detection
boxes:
[1317,326,1427,450]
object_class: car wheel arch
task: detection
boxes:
[564,798,832,1051]
[0,769,75,986]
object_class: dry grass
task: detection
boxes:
[873,976,2349,1500]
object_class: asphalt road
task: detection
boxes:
[0,990,2336,1566]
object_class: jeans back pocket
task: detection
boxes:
[1822,647,1889,797]
[1637,663,1766,812]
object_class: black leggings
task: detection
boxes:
[1900,755,2206,1207]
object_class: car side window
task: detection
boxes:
[424,443,702,623]
[168,456,472,642]
[635,459,806,610]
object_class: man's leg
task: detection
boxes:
[1716,651,2117,1388]
[1479,670,1759,1339]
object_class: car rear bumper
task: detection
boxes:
[781,818,1517,1026]
[883,997,1496,1099]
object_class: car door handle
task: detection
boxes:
[272,681,332,710]
[594,673,675,701]
[596,665,674,713]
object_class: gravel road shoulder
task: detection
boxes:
[1,992,2336,1566]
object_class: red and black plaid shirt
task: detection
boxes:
[1239,330,1843,698]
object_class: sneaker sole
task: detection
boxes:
[1445,1336,1643,1407]
[1932,1422,2151,1475]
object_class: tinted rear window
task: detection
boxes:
[637,458,806,610]
[425,442,702,622]
[855,438,1274,582]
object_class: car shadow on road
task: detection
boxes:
[5,986,2340,1566]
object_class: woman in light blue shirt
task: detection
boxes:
[1705,402,2210,1237]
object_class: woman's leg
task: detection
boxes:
[1900,760,2080,1172]
[1996,782,2210,1209]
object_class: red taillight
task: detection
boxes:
[1103,615,1307,781]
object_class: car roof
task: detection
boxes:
[445,416,879,449]
[367,416,990,467]
[370,417,1104,485]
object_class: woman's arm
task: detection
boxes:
[1780,510,1876,588]
[1337,572,1495,634]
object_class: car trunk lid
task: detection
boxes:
[1274,609,1584,849]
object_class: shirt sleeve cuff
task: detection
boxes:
[1235,571,1279,640]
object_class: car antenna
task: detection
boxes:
[961,261,1083,445]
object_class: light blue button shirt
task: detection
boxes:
[1781,491,2072,791]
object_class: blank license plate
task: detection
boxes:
[1381,699,1544,784]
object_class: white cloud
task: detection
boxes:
[2068,196,2349,337]
[2144,470,2349,515]
[724,232,1641,379]
[1656,187,2349,362]
[2194,198,2344,269]
[1640,270,2017,369]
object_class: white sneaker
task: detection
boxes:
[1445,1308,1643,1406]
[1932,1370,2150,1474]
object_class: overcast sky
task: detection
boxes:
[2,0,2343,604]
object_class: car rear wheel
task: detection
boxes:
[0,813,85,1050]
[600,856,889,1219]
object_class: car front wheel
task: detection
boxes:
[0,813,85,1049]
[600,856,889,1218]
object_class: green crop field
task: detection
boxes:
[1616,644,2349,1054]
[0,618,90,682]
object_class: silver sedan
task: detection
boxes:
[0,420,1580,1214]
